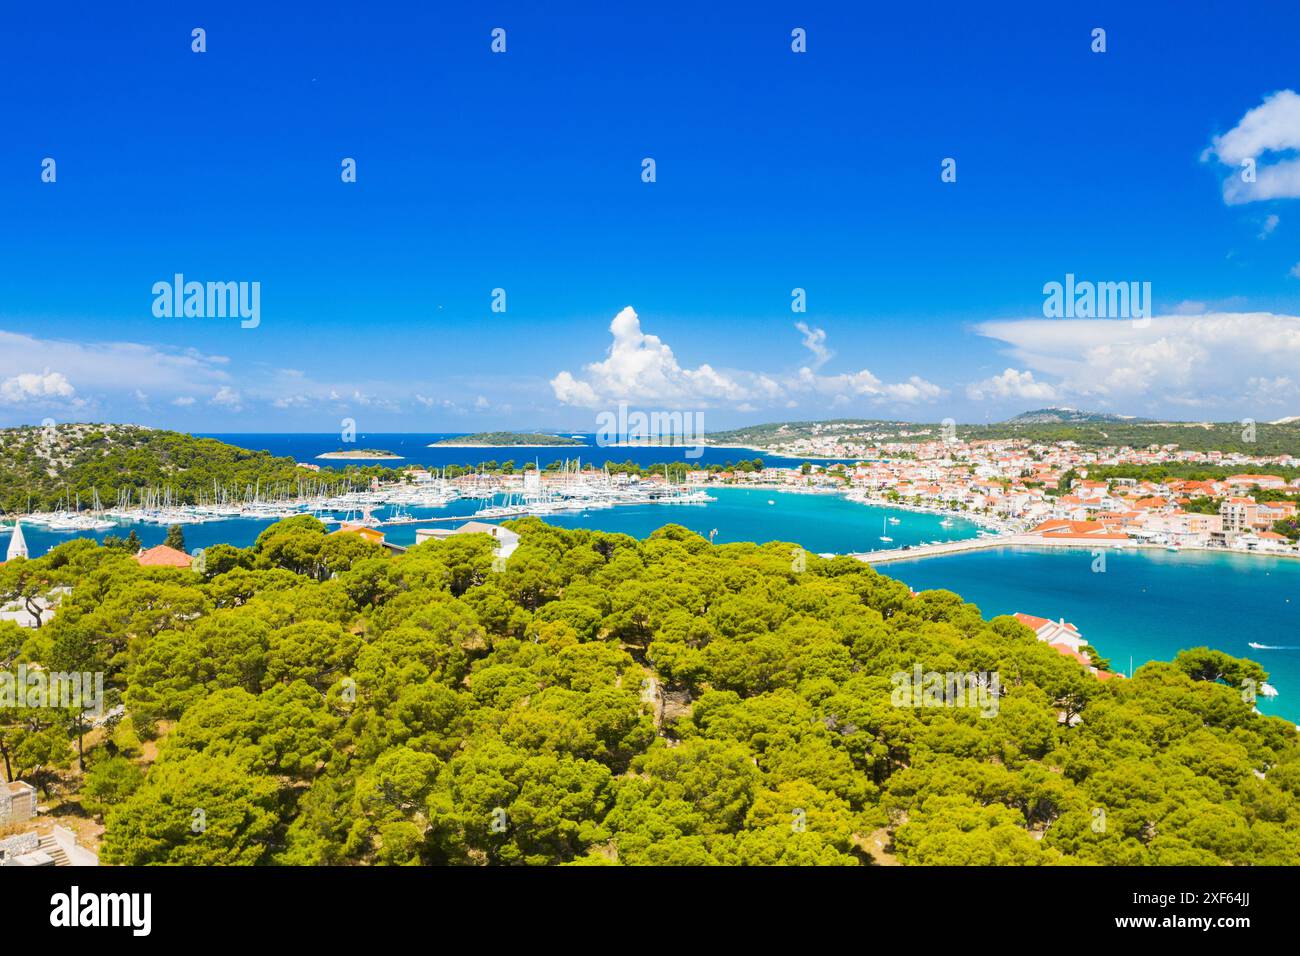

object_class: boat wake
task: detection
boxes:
[1248,642,1300,650]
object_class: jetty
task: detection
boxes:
[854,532,1169,565]
[853,534,1038,565]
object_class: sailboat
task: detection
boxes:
[879,516,893,543]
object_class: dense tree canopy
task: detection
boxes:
[5,517,1298,865]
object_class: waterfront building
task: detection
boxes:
[1220,497,1259,534]
[1013,613,1115,681]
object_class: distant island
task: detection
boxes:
[431,432,585,447]
[315,448,404,460]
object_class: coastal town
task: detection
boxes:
[352,432,1300,558]
[4,427,1298,561]
[668,435,1300,557]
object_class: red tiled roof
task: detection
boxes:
[1013,612,1051,630]
[1049,642,1092,666]
[331,525,386,543]
[134,545,193,568]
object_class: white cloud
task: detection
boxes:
[550,371,601,407]
[349,390,400,412]
[974,312,1300,411]
[794,322,832,369]
[1260,214,1280,238]
[171,396,196,407]
[551,306,941,410]
[1205,90,1300,204]
[966,368,1059,402]
[0,330,231,397]
[0,370,76,404]
[549,306,758,408]
[1290,262,1300,279]
[1246,376,1295,406]
[210,386,242,410]
[882,376,945,403]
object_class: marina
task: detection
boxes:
[3,481,1297,724]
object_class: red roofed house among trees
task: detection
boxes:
[134,544,193,568]
[1013,612,1116,681]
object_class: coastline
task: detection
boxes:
[701,442,861,459]
[858,533,1300,566]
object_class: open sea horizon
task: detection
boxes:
[199,432,857,470]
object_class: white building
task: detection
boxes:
[4,520,28,561]
[415,521,520,558]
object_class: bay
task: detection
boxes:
[6,479,1294,723]
[883,546,1300,723]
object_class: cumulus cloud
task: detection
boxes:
[966,368,1059,402]
[549,306,761,408]
[210,386,242,410]
[974,312,1300,412]
[1260,214,1280,238]
[1204,90,1300,204]
[0,370,76,404]
[550,307,942,411]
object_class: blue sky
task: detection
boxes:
[3,0,1300,432]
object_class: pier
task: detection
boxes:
[854,534,1042,565]
[853,533,1169,565]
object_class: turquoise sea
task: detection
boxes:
[0,488,981,556]
[884,547,1300,724]
[5,486,1296,723]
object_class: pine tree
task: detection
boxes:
[164,525,186,552]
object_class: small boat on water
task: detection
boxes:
[888,517,901,525]
[380,504,422,525]
[878,517,893,543]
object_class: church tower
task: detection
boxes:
[5,519,29,561]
